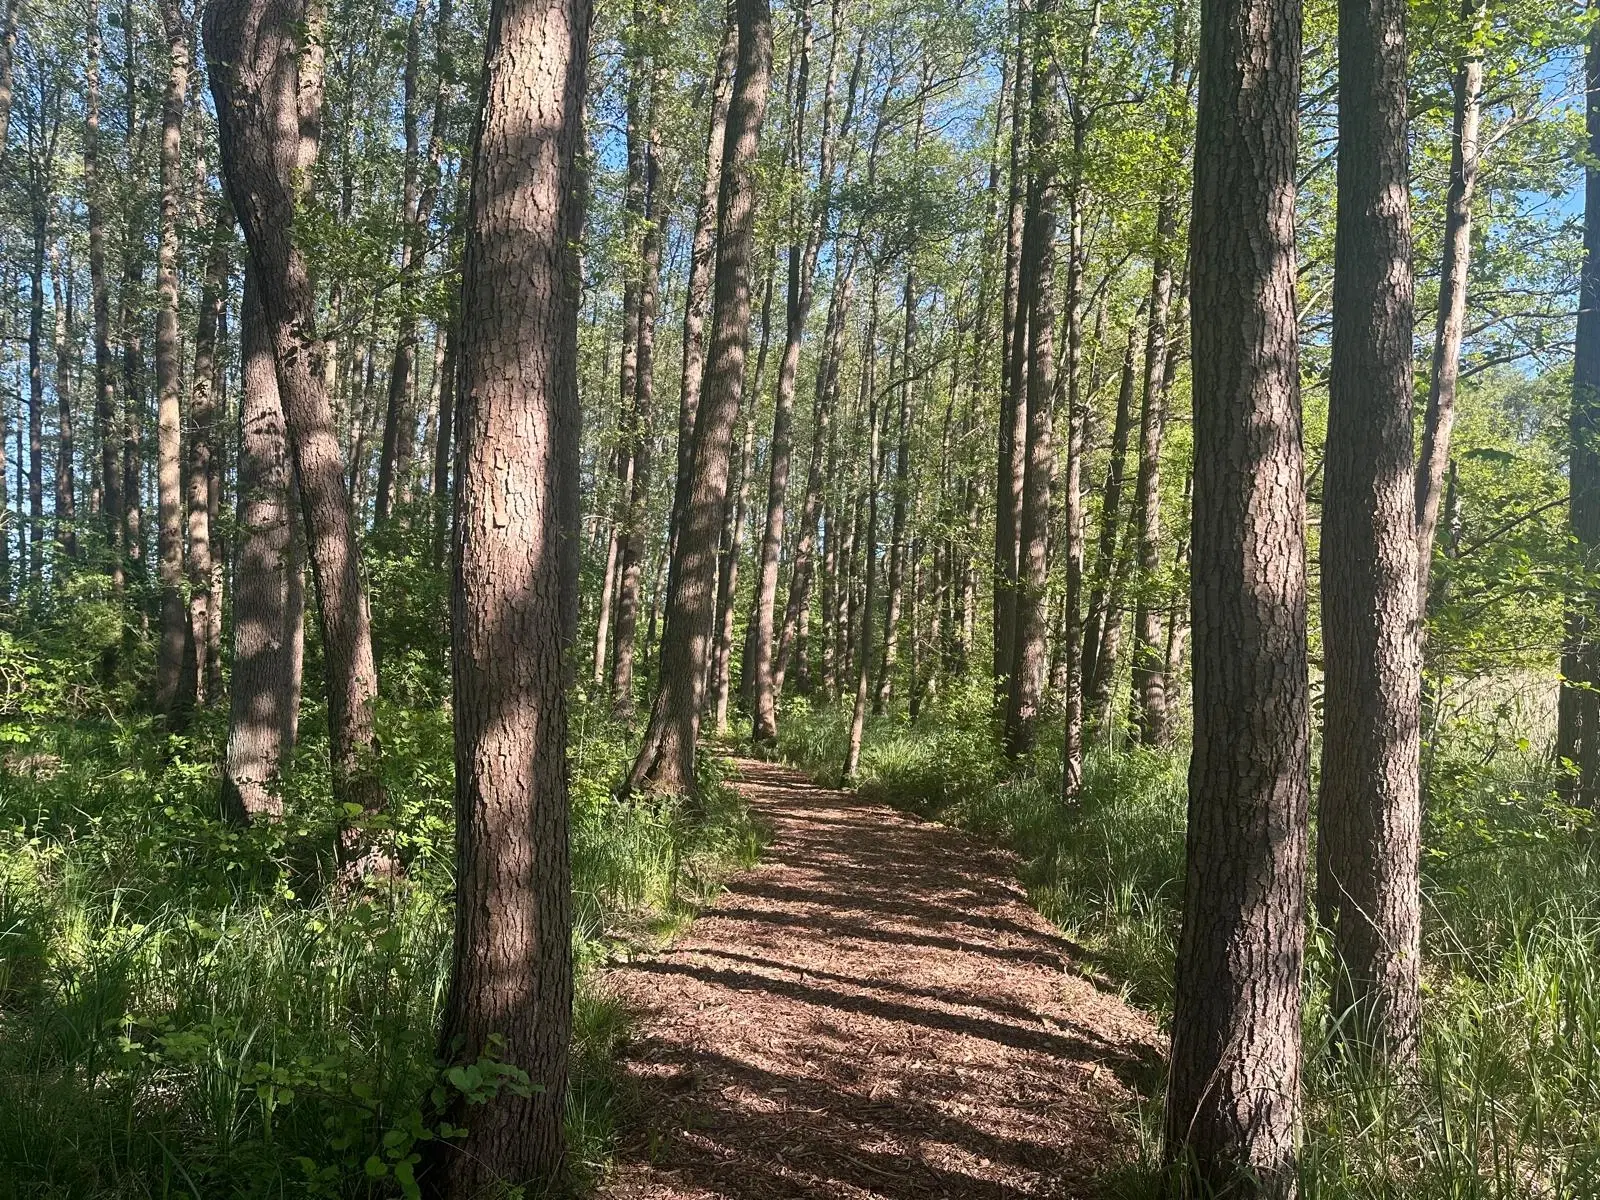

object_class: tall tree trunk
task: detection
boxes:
[26,206,44,582]
[373,0,429,525]
[611,26,665,719]
[1130,14,1192,748]
[222,273,301,823]
[669,9,739,559]
[844,282,883,781]
[206,0,387,840]
[427,0,588,1177]
[188,205,232,707]
[86,0,122,583]
[1414,0,1484,614]
[154,0,190,711]
[875,259,918,715]
[775,22,860,700]
[1317,0,1421,1067]
[1058,96,1093,800]
[1559,13,1600,807]
[710,399,757,730]
[627,0,772,796]
[776,259,852,696]
[751,0,832,743]
[1163,0,1309,1187]
[993,13,1029,710]
[1081,313,1139,731]
[1005,13,1056,760]
[206,297,228,699]
[51,244,76,559]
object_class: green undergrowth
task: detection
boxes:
[0,693,763,1198]
[778,680,1600,1199]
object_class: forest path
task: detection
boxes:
[598,758,1162,1200]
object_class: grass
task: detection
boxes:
[778,680,1600,1199]
[0,695,764,1198]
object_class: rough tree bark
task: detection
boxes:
[86,0,122,582]
[187,205,233,707]
[206,0,387,838]
[626,0,772,795]
[1163,0,1309,1186]
[153,0,190,711]
[993,12,1030,711]
[1318,0,1422,1067]
[1005,7,1056,760]
[425,0,589,1180]
[669,8,739,559]
[222,274,302,823]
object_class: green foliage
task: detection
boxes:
[0,693,762,1197]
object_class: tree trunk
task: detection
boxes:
[1559,19,1600,807]
[86,0,122,584]
[875,260,918,716]
[669,8,739,560]
[154,0,190,711]
[188,205,232,708]
[844,282,883,781]
[222,273,301,823]
[611,26,665,719]
[373,0,429,526]
[710,399,757,731]
[627,0,772,795]
[1005,12,1056,760]
[1414,0,1484,615]
[50,243,76,559]
[1058,101,1091,800]
[777,253,852,700]
[1317,0,1422,1068]
[1163,0,1309,1187]
[751,0,831,743]
[1081,314,1139,732]
[26,206,44,583]
[427,0,587,1177]
[1130,17,1192,749]
[993,14,1029,710]
[206,0,387,841]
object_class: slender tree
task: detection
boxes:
[627,0,773,795]
[1414,0,1485,612]
[153,0,191,711]
[206,0,388,841]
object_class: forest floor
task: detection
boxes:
[598,758,1163,1200]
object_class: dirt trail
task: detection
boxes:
[600,758,1162,1200]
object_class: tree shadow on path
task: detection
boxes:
[600,759,1162,1200]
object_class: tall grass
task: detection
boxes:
[779,682,1600,1198]
[0,697,762,1198]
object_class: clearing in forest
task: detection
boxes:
[601,759,1163,1200]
